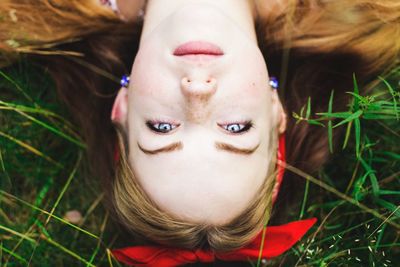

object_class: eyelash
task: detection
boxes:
[218,121,254,134]
[146,119,180,134]
[146,119,254,134]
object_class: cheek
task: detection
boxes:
[131,47,170,96]
[233,55,269,98]
[131,57,181,107]
[131,63,159,95]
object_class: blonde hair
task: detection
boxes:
[0,0,119,66]
[1,0,399,251]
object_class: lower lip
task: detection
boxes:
[173,41,224,56]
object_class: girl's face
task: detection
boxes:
[113,4,285,225]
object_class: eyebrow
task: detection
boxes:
[137,141,259,155]
[215,142,260,155]
[137,142,183,155]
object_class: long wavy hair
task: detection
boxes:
[1,0,399,251]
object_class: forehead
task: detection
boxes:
[128,134,272,224]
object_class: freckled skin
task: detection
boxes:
[184,95,213,123]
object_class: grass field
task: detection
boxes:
[0,60,399,266]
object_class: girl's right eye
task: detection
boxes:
[146,121,180,134]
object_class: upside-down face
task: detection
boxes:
[112,3,285,225]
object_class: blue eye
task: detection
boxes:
[220,122,253,134]
[146,121,179,133]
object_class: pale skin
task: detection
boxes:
[108,0,287,225]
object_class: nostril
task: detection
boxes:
[206,79,211,83]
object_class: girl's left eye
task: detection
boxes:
[219,122,253,134]
[146,121,179,133]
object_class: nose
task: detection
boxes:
[180,75,217,100]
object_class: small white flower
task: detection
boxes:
[63,210,82,224]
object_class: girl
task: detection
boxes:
[1,0,399,266]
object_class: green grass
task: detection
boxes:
[1,60,399,266]
[0,61,121,267]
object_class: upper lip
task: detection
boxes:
[173,41,224,56]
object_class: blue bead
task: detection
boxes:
[120,75,130,88]
[269,77,279,89]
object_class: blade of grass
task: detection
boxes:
[3,223,37,267]
[45,153,82,225]
[0,147,6,172]
[41,235,96,267]
[353,170,373,201]
[342,120,353,150]
[354,118,361,157]
[377,121,400,138]
[0,130,63,168]
[378,151,400,160]
[13,108,86,148]
[256,221,268,267]
[0,190,99,239]
[333,110,363,129]
[284,162,400,229]
[374,199,400,219]
[87,212,109,266]
[0,225,35,243]
[353,74,360,111]
[16,48,83,57]
[107,248,116,267]
[0,70,35,104]
[294,205,340,266]
[27,152,83,265]
[373,224,387,250]
[307,120,325,127]
[377,190,400,196]
[32,175,53,210]
[316,111,352,118]
[314,217,376,245]
[73,193,104,241]
[0,208,12,225]
[0,147,11,190]
[299,180,310,220]
[35,219,51,239]
[256,182,279,267]
[345,157,360,194]
[306,97,311,119]
[328,90,334,153]
[0,245,28,264]
[0,100,81,138]
[379,76,398,120]
[359,157,379,196]
[68,56,120,86]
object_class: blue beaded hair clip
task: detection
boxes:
[269,76,279,90]
[120,75,130,88]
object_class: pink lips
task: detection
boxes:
[173,41,224,56]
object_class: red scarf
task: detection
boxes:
[113,218,317,266]
[113,135,317,266]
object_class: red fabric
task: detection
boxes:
[272,134,286,203]
[112,218,317,266]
